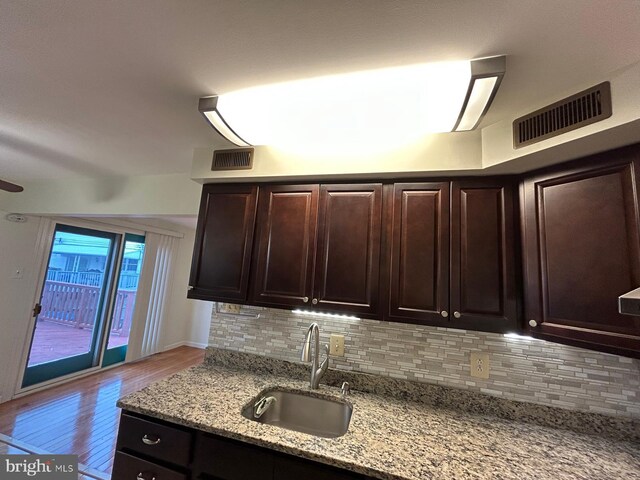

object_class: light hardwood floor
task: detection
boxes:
[0,346,205,474]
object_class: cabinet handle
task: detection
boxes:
[303,296,309,303]
[529,319,538,327]
[441,310,448,318]
[312,298,318,305]
[453,311,461,319]
[142,434,161,446]
[137,472,157,480]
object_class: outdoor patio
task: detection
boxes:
[28,321,129,366]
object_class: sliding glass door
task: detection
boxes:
[102,233,146,367]
[23,225,118,387]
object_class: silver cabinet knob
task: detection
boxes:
[312,298,318,305]
[441,310,448,318]
[453,311,461,319]
[137,473,156,480]
[529,319,538,327]
[142,434,161,446]
[302,296,309,303]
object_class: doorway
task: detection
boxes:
[22,224,145,388]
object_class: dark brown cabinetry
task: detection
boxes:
[189,184,258,302]
[386,179,518,333]
[387,182,450,324]
[187,143,640,357]
[114,412,369,480]
[450,180,518,332]
[251,184,319,308]
[521,145,640,356]
[250,183,383,318]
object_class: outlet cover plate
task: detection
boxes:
[330,334,345,357]
[470,352,490,379]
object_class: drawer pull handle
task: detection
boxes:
[142,434,161,446]
[137,472,157,480]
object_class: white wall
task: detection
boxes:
[162,228,212,350]
[0,173,201,216]
[0,211,43,403]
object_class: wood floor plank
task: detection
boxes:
[0,346,204,474]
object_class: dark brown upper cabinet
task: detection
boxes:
[250,183,383,318]
[450,180,519,333]
[250,184,319,308]
[314,184,383,316]
[387,182,450,324]
[188,184,258,302]
[385,179,518,333]
[521,144,640,357]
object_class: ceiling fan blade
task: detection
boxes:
[0,179,24,193]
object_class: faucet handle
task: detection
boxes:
[341,382,350,397]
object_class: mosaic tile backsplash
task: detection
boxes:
[209,305,640,419]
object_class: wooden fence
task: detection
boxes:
[39,280,136,336]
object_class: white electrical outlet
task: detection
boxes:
[329,334,345,357]
[223,303,241,314]
[470,352,490,379]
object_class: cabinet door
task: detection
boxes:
[189,184,258,302]
[251,184,319,308]
[450,180,518,333]
[274,454,365,480]
[313,184,383,317]
[522,146,640,356]
[193,433,273,480]
[387,183,449,324]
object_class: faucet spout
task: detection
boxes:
[301,322,329,389]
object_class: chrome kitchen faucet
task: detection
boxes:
[301,322,329,389]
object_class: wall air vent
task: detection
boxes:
[211,148,254,171]
[513,82,612,149]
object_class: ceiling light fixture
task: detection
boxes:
[199,56,505,151]
[198,96,251,147]
[452,55,506,132]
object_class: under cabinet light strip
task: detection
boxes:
[292,309,360,320]
[503,333,535,341]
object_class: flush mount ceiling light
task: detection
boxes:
[452,55,506,132]
[199,56,505,154]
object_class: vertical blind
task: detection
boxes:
[127,233,178,361]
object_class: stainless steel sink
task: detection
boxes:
[241,389,352,438]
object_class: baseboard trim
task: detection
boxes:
[163,341,207,351]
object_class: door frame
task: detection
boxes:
[20,224,121,388]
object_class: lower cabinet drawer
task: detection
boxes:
[112,451,187,480]
[116,413,193,467]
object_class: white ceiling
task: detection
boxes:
[1,0,639,182]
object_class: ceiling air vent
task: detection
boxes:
[513,81,612,149]
[211,148,254,171]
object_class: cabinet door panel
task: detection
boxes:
[251,184,318,308]
[522,146,640,356]
[189,185,258,302]
[388,183,449,324]
[450,180,518,333]
[314,184,382,317]
[274,454,365,480]
[193,433,273,480]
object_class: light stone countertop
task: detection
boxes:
[117,356,640,480]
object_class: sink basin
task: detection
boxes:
[241,389,352,438]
